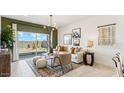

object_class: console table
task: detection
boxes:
[83,52,94,66]
[0,51,11,77]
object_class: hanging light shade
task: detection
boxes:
[43,26,46,29]
[49,15,57,30]
[50,15,52,26]
[42,15,58,30]
[48,15,58,53]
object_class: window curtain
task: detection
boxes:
[12,23,19,61]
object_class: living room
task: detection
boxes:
[1,0,124,93]
[0,15,124,77]
[57,15,124,77]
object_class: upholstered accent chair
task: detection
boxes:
[53,52,73,73]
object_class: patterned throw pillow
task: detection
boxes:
[73,47,82,54]
[77,47,81,52]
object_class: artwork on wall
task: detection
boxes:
[73,38,80,46]
[63,34,72,45]
[72,28,81,38]
[98,23,116,46]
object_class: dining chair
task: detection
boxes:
[112,52,124,77]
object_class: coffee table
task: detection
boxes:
[46,55,55,68]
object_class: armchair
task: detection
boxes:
[53,52,73,74]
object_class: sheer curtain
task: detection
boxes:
[12,23,19,61]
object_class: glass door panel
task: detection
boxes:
[18,31,49,60]
[18,31,37,59]
[36,33,49,56]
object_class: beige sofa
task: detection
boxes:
[54,46,84,63]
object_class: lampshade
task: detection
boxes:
[87,40,94,48]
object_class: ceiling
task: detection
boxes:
[2,15,90,28]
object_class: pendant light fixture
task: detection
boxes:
[50,15,53,49]
[49,15,57,53]
[42,15,57,53]
[50,15,57,29]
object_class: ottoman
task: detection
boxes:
[36,59,47,69]
[33,56,43,65]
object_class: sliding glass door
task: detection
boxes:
[36,33,49,56]
[18,31,49,60]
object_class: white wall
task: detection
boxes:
[58,15,124,67]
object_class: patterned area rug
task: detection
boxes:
[26,59,83,77]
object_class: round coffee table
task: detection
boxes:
[46,56,55,68]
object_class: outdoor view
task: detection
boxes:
[18,31,49,59]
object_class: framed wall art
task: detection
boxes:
[73,38,80,46]
[63,34,72,45]
[72,28,81,38]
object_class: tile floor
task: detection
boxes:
[11,60,118,77]
[11,60,36,77]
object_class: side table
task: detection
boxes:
[46,55,55,68]
[83,52,94,66]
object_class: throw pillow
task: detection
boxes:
[64,47,68,52]
[74,47,78,54]
[70,47,75,54]
[59,46,65,51]
[77,47,81,52]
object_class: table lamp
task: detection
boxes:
[86,40,94,52]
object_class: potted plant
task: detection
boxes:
[1,25,15,51]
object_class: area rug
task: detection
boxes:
[26,59,83,77]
